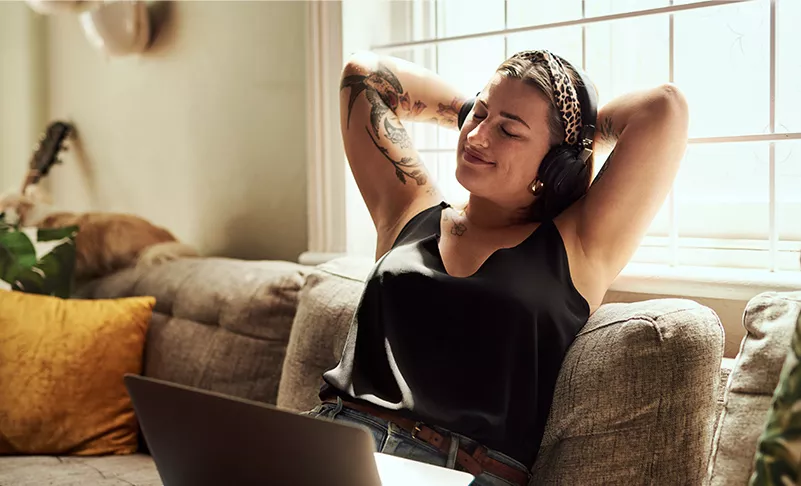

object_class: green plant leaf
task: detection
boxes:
[37,225,78,242]
[0,230,37,268]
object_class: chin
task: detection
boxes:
[454,161,490,198]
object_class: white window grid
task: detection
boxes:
[361,0,801,274]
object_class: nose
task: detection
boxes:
[466,119,490,149]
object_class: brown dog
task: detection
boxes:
[0,186,198,283]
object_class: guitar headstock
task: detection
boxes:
[24,121,73,192]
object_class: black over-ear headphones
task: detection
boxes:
[537,54,598,200]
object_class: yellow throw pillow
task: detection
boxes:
[0,290,155,455]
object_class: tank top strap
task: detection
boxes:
[391,201,449,249]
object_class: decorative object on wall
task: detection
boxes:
[24,0,99,15]
[79,0,151,56]
[25,0,159,57]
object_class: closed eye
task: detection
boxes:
[473,112,517,138]
[501,127,517,138]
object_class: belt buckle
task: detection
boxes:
[411,422,423,439]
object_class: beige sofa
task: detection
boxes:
[0,256,797,485]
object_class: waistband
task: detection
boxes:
[322,396,530,486]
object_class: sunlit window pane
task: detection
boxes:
[585,16,669,106]
[674,1,770,138]
[506,27,583,70]
[506,0,582,28]
[777,140,801,245]
[676,142,770,240]
[585,0,668,17]
[436,0,504,37]
[776,0,801,133]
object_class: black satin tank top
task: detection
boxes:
[321,201,590,467]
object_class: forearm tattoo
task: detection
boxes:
[436,99,460,126]
[341,62,429,186]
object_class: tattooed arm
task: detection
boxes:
[569,84,689,288]
[339,51,465,259]
[341,51,471,129]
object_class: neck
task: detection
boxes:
[462,195,530,229]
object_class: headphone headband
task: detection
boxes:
[512,50,597,162]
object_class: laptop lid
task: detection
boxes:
[124,374,382,486]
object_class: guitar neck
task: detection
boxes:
[21,170,42,194]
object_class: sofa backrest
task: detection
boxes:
[75,257,309,405]
[277,257,374,412]
[707,291,801,485]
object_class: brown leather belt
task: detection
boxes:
[322,397,530,486]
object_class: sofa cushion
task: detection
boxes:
[75,257,309,406]
[0,291,154,455]
[532,298,724,485]
[750,309,801,484]
[707,291,801,486]
[277,256,373,412]
[0,454,160,485]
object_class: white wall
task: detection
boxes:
[40,1,308,261]
[0,2,47,191]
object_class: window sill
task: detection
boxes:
[300,253,801,302]
[610,263,801,301]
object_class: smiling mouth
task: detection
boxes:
[463,147,495,166]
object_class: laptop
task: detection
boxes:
[123,374,475,486]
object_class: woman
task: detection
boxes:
[303,49,689,485]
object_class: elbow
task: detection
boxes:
[636,83,689,142]
[653,83,689,126]
[342,51,378,80]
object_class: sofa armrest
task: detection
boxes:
[533,299,725,485]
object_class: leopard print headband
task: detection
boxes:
[513,50,583,146]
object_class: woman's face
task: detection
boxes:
[456,74,554,208]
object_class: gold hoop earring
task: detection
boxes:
[531,179,544,196]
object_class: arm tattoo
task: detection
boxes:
[436,98,460,125]
[365,127,426,186]
[598,115,621,144]
[365,89,389,136]
[399,91,427,118]
[341,74,368,129]
[592,148,615,185]
[383,117,412,149]
[341,61,430,186]
[340,62,403,129]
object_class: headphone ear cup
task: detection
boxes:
[539,145,577,193]
[539,145,590,205]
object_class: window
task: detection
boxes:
[340,0,801,280]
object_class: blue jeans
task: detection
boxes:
[301,397,531,486]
